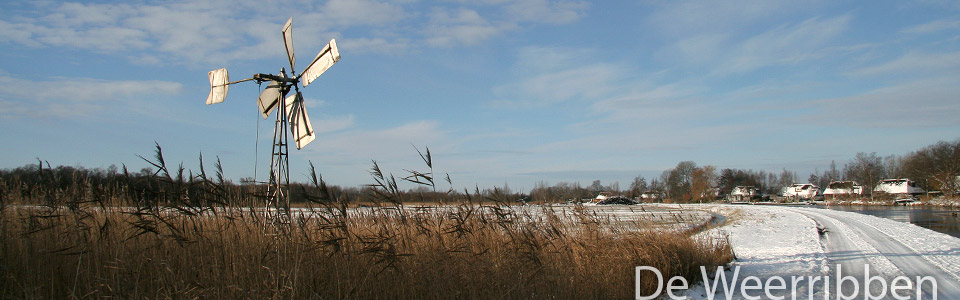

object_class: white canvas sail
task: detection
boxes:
[285,92,316,149]
[300,39,340,87]
[257,80,282,119]
[282,17,296,73]
[206,68,229,105]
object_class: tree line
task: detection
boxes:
[1,140,958,206]
[530,139,960,203]
[0,145,525,207]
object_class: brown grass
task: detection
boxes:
[0,146,733,299]
[0,203,732,299]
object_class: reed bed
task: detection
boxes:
[0,145,733,299]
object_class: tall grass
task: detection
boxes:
[0,145,733,299]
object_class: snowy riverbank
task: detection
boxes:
[647,204,960,300]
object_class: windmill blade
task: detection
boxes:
[282,17,295,74]
[257,80,283,119]
[206,68,229,105]
[285,92,316,149]
[299,39,340,87]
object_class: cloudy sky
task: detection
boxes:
[2,0,959,191]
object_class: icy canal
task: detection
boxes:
[811,205,960,238]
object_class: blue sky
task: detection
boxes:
[1,0,959,191]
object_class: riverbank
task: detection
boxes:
[672,204,960,299]
[718,196,960,207]
[821,197,960,207]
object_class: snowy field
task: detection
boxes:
[665,204,960,300]
[406,204,719,232]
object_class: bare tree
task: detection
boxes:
[778,169,796,189]
[884,155,904,179]
[589,180,604,194]
[690,165,717,202]
[607,181,620,193]
[664,161,698,203]
[903,141,960,195]
[629,176,647,198]
[825,160,841,182]
[808,172,821,189]
[844,152,886,194]
[648,178,666,201]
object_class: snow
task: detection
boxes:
[665,204,960,300]
[677,205,830,299]
[802,207,960,282]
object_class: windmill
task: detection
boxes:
[205,17,341,217]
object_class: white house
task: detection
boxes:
[639,192,662,201]
[593,192,616,203]
[728,186,758,202]
[873,179,925,196]
[781,183,820,200]
[823,181,863,198]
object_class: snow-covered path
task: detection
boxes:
[674,204,960,300]
[787,207,960,299]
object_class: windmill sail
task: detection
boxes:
[299,39,340,87]
[285,92,316,149]
[206,68,229,105]
[257,80,283,119]
[282,17,295,73]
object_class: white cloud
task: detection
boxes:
[425,8,511,47]
[665,33,730,65]
[492,47,623,107]
[295,120,459,185]
[0,0,589,62]
[339,37,412,55]
[0,20,42,47]
[0,1,402,65]
[503,0,588,25]
[0,75,182,118]
[901,19,960,35]
[39,2,137,28]
[313,114,355,134]
[423,1,587,47]
[716,15,851,74]
[646,0,806,36]
[512,46,593,72]
[1,2,150,52]
[801,76,960,128]
[645,2,857,77]
[317,120,448,159]
[1,2,257,64]
[849,51,960,76]
[497,64,621,105]
[590,83,701,120]
[320,0,407,27]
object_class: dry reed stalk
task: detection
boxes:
[1,203,733,299]
[0,145,734,299]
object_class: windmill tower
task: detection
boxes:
[205,17,341,217]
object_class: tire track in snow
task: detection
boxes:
[789,207,960,299]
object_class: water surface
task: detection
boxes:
[814,205,960,238]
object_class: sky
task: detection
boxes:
[1,0,959,192]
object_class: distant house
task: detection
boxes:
[781,183,820,200]
[639,191,662,202]
[593,192,637,205]
[593,192,616,203]
[702,188,721,200]
[873,179,925,196]
[728,186,759,202]
[823,181,863,199]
